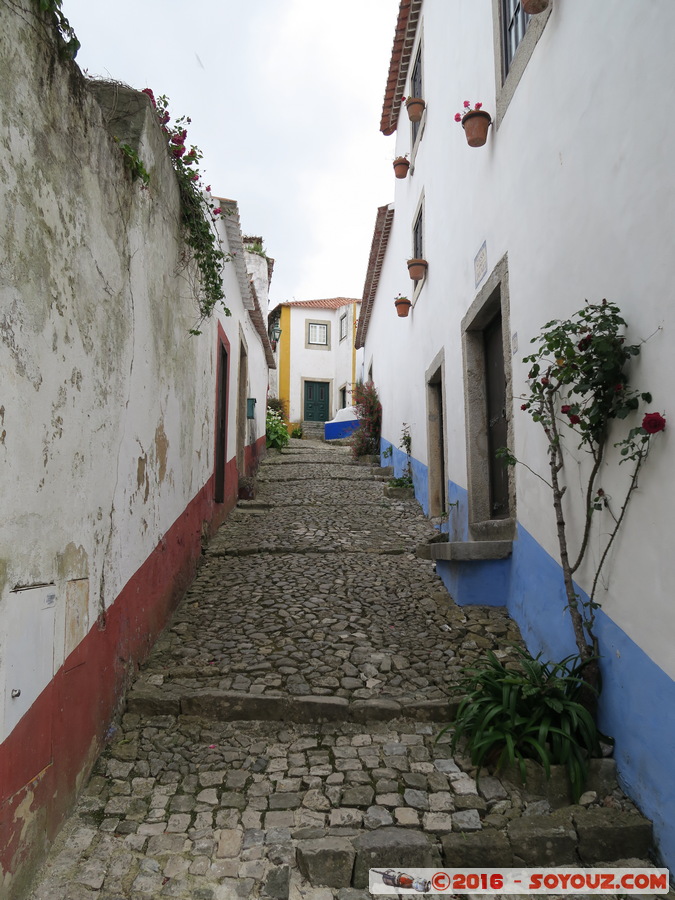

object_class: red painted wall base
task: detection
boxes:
[0,445,262,898]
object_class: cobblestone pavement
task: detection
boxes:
[27,441,662,900]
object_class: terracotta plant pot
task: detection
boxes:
[522,0,549,12]
[393,157,410,179]
[405,97,426,123]
[461,109,492,147]
[394,297,412,317]
[407,258,428,282]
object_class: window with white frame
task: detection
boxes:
[307,321,329,347]
[339,313,348,341]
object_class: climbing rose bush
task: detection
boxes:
[350,381,381,458]
[503,299,666,669]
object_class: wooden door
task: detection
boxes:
[214,343,228,503]
[484,313,509,519]
[304,381,329,421]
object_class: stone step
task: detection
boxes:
[296,807,655,891]
[301,421,326,439]
[125,685,457,724]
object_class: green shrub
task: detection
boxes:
[267,396,288,420]
[441,648,601,801]
[266,408,289,450]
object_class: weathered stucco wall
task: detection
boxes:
[0,3,269,895]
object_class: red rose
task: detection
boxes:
[642,412,666,434]
[463,100,470,108]
[521,404,528,411]
[454,113,462,122]
[561,405,571,414]
[475,102,482,110]
[541,377,549,386]
[142,88,156,106]
[614,384,623,392]
[569,414,581,425]
[578,335,592,351]
[213,207,221,215]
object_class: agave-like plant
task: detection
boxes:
[441,648,601,802]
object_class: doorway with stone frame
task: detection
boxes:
[426,350,447,520]
[461,254,516,542]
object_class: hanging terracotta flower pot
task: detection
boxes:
[405,97,426,123]
[461,109,492,147]
[393,156,410,179]
[407,258,428,282]
[394,295,412,317]
[522,0,549,13]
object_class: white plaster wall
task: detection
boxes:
[0,3,270,742]
[288,307,338,421]
[364,0,675,677]
[333,302,361,404]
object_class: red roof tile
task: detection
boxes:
[355,204,395,349]
[285,297,360,309]
[380,0,423,136]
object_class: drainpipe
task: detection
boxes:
[351,301,357,397]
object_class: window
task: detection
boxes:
[502,0,529,77]
[410,46,423,145]
[413,206,424,261]
[305,319,331,350]
[493,0,551,124]
[339,313,348,342]
[308,323,327,345]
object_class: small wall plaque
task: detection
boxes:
[474,240,488,288]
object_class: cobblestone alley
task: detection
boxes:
[26,441,661,900]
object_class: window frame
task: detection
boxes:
[411,194,426,302]
[410,44,424,148]
[339,313,348,342]
[305,319,331,351]
[492,0,552,127]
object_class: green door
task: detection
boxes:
[304,381,329,421]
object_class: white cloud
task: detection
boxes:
[62,0,399,304]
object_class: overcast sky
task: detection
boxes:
[61,0,400,307]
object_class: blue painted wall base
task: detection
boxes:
[436,557,510,607]
[324,419,359,440]
[376,441,675,871]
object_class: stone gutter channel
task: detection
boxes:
[27,441,664,900]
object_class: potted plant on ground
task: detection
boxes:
[455,101,492,147]
[394,294,412,317]
[407,258,428,281]
[522,0,549,13]
[403,96,426,123]
[393,155,410,179]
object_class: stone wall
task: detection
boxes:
[0,3,269,895]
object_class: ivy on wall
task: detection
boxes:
[36,0,80,59]
[143,89,232,331]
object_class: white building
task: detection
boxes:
[269,298,362,428]
[357,0,675,869]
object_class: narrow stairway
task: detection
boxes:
[27,440,659,900]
